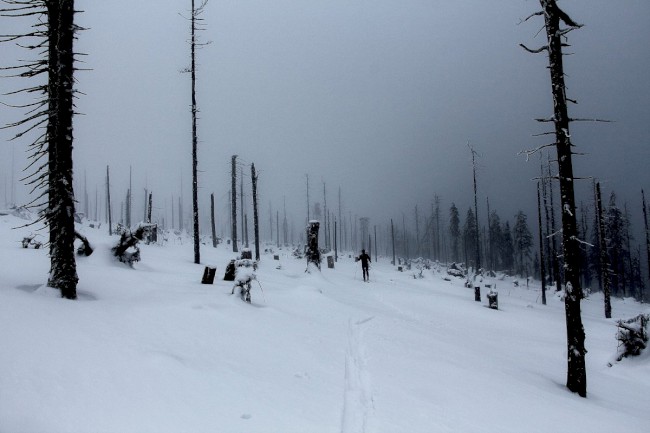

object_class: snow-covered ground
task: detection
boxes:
[1,212,648,433]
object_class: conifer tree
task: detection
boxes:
[513,211,533,277]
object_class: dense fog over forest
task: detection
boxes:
[1,0,649,247]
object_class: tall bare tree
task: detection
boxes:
[251,164,260,261]
[1,0,80,299]
[595,182,612,318]
[467,142,481,272]
[106,166,112,235]
[231,155,238,252]
[210,192,217,247]
[641,190,650,300]
[537,182,547,305]
[521,0,587,397]
[185,0,208,264]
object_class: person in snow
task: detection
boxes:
[358,249,371,282]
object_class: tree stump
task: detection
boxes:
[487,290,498,310]
[201,266,216,284]
[223,260,236,281]
[327,255,334,269]
[474,286,481,302]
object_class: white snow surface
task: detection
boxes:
[1,214,649,433]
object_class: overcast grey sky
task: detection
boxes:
[2,0,649,244]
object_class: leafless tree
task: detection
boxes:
[521,0,587,397]
[1,0,82,299]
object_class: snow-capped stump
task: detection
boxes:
[223,260,236,281]
[487,289,498,310]
[201,266,216,284]
[615,314,649,361]
[474,286,481,302]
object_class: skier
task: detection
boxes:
[358,249,371,282]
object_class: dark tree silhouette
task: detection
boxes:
[449,203,460,263]
[1,0,81,299]
[537,182,547,305]
[595,182,612,318]
[521,0,587,397]
[186,0,208,264]
[106,166,112,235]
[231,155,238,252]
[251,164,260,261]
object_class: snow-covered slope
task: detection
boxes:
[1,214,648,433]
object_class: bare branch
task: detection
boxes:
[519,43,548,54]
[518,143,556,162]
[569,117,613,123]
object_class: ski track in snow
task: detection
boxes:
[341,316,375,433]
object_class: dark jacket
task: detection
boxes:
[359,252,371,268]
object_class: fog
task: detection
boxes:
[2,0,649,247]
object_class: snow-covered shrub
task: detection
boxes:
[232,264,256,303]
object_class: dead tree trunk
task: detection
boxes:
[306,220,321,271]
[147,192,152,224]
[251,164,260,261]
[106,165,112,235]
[46,0,78,299]
[596,182,612,318]
[210,193,217,247]
[547,158,562,291]
[468,142,481,272]
[522,0,587,397]
[240,166,245,245]
[189,0,207,265]
[231,155,238,252]
[391,218,396,265]
[641,190,650,301]
[537,182,547,305]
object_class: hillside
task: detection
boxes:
[0,212,648,433]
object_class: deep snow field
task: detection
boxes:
[1,211,649,433]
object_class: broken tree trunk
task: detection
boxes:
[306,220,321,271]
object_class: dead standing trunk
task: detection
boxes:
[47,0,78,300]
[541,0,586,397]
[537,182,547,305]
[522,0,587,397]
[106,165,112,235]
[211,193,217,248]
[251,164,260,261]
[306,221,321,271]
[231,155,238,252]
[596,182,612,318]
